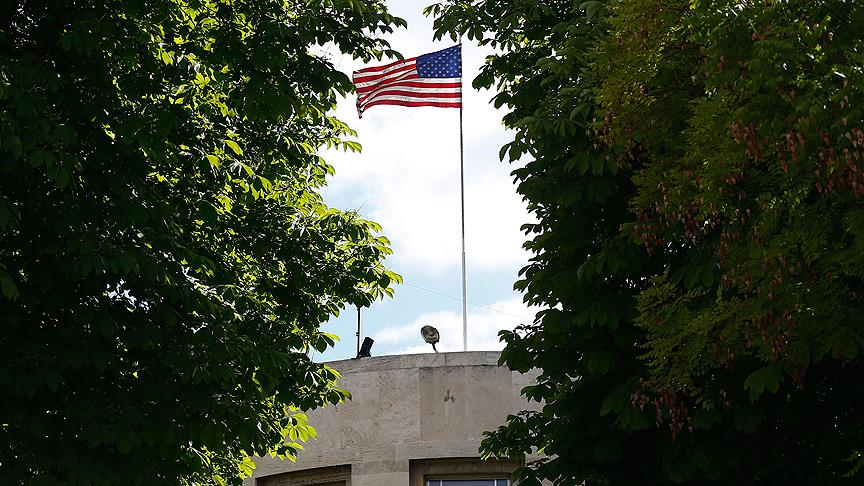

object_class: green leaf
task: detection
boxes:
[6,135,23,159]
[198,201,218,223]
[224,139,243,155]
[698,264,713,287]
[691,408,722,430]
[744,365,784,402]
[0,271,19,300]
[600,387,628,416]
[682,266,698,288]
[586,350,614,374]
[580,1,603,20]
[206,154,221,168]
[55,167,70,188]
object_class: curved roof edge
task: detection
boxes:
[324,350,503,373]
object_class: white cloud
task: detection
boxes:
[312,3,539,361]
[320,52,534,274]
[372,296,540,355]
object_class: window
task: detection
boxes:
[426,481,510,486]
[256,464,350,486]
[410,458,518,486]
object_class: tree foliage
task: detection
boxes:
[429,0,864,483]
[0,1,403,484]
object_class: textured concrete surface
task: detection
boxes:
[249,351,541,486]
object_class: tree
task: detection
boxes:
[0,1,403,484]
[429,0,864,483]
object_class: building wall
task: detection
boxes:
[249,351,540,486]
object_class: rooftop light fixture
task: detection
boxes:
[420,325,440,352]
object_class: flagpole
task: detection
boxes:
[356,305,361,356]
[459,47,468,352]
[352,44,468,351]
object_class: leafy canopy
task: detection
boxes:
[429,0,864,484]
[0,0,403,484]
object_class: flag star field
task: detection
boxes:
[415,45,462,78]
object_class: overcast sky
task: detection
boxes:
[315,1,538,361]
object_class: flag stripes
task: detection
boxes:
[352,46,462,117]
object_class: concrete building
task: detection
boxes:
[248,351,540,486]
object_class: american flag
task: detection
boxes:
[353,45,462,118]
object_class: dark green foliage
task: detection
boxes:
[0,1,403,484]
[428,2,675,483]
[429,0,864,483]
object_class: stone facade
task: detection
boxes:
[248,351,540,486]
